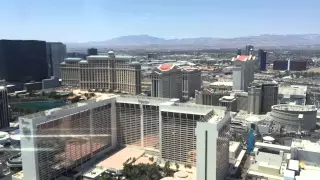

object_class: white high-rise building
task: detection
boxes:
[20,96,117,180]
[232,55,256,92]
[196,112,231,180]
[19,95,230,180]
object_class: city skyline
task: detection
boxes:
[0,0,320,42]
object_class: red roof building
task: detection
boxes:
[158,63,175,71]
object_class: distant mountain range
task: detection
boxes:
[67,34,320,51]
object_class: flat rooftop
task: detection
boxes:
[279,85,307,96]
[229,141,241,153]
[160,103,226,117]
[291,139,320,153]
[272,104,317,112]
[21,95,116,120]
[87,55,133,59]
[116,95,172,106]
[210,81,233,87]
[97,147,145,172]
[83,166,106,179]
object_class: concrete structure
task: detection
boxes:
[0,131,9,144]
[270,104,317,132]
[19,94,231,179]
[87,48,98,56]
[248,84,262,114]
[219,95,237,111]
[291,139,320,165]
[195,111,231,180]
[115,95,172,150]
[278,85,307,105]
[19,96,117,180]
[151,64,182,99]
[247,147,290,180]
[11,171,24,180]
[229,141,241,164]
[82,166,106,180]
[47,42,66,78]
[60,58,82,87]
[61,52,142,95]
[195,89,230,106]
[0,86,9,129]
[42,76,60,89]
[208,81,233,91]
[161,103,227,167]
[248,81,278,114]
[79,53,141,94]
[181,67,201,100]
[235,92,249,112]
[232,55,256,92]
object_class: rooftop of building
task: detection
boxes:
[65,57,82,61]
[279,85,307,96]
[82,166,106,179]
[160,103,226,118]
[248,149,288,180]
[291,139,320,153]
[232,111,269,123]
[209,81,233,87]
[87,55,134,59]
[219,95,236,101]
[12,170,24,179]
[232,55,256,61]
[229,141,241,153]
[158,63,175,71]
[271,104,317,112]
[116,95,172,106]
[21,94,116,120]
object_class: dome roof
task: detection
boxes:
[159,63,174,71]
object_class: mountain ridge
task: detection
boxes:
[67,34,320,50]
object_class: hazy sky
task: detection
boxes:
[0,0,319,42]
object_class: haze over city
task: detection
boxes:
[1,0,320,42]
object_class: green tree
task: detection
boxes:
[175,163,179,171]
[122,158,162,180]
[149,156,154,162]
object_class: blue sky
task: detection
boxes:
[0,0,319,42]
